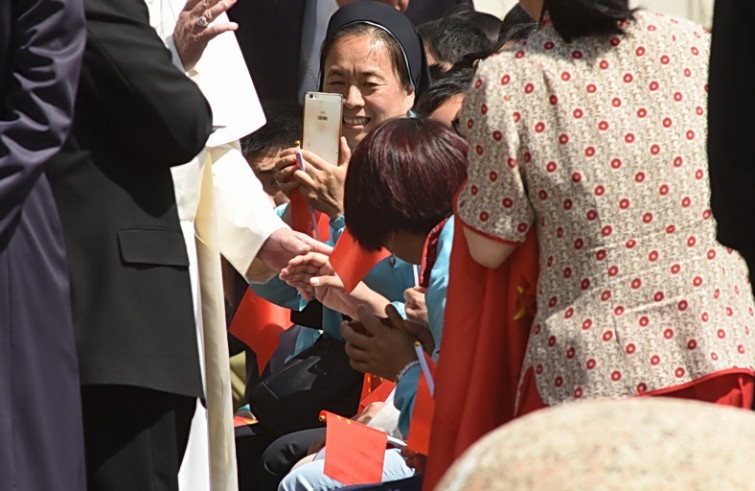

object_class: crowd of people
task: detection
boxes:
[2,0,754,491]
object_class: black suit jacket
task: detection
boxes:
[708,0,755,250]
[49,0,212,398]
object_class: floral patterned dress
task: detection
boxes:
[456,10,755,408]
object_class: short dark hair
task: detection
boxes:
[428,63,450,82]
[415,67,474,118]
[241,101,302,158]
[543,0,637,42]
[418,17,494,67]
[345,118,468,251]
[450,6,504,46]
[320,23,412,93]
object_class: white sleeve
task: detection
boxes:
[208,143,287,280]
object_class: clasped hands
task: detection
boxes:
[280,252,434,381]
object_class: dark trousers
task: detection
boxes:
[81,385,196,491]
[236,423,276,491]
[257,428,326,491]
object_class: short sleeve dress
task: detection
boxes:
[456,11,755,408]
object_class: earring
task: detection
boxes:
[387,239,396,267]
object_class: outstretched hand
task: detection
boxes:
[280,252,366,317]
[255,228,332,273]
[174,0,239,71]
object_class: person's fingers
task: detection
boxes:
[280,271,317,291]
[310,274,343,290]
[182,0,205,13]
[285,269,318,288]
[286,251,330,268]
[189,0,221,15]
[292,234,334,256]
[275,154,299,172]
[404,286,426,300]
[202,0,236,22]
[401,320,435,354]
[196,21,238,41]
[403,288,421,304]
[341,322,373,351]
[275,169,297,189]
[299,150,335,170]
[278,147,300,159]
[356,305,391,336]
[282,269,320,284]
[289,252,329,272]
[385,303,405,327]
[338,137,351,167]
[291,169,319,190]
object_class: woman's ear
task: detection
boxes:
[403,85,416,113]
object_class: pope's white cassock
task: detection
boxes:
[144,1,287,490]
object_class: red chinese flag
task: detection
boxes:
[290,192,330,241]
[421,222,538,491]
[228,289,292,373]
[359,375,396,413]
[233,415,258,427]
[330,228,390,293]
[321,411,387,486]
[406,352,436,456]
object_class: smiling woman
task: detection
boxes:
[319,1,430,149]
[271,1,430,220]
[322,28,414,148]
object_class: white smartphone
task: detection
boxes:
[302,91,343,165]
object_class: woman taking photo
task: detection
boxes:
[457,0,755,412]
[254,0,431,346]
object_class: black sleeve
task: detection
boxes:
[80,0,213,166]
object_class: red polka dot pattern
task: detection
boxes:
[454,11,755,408]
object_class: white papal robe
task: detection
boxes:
[144,1,287,490]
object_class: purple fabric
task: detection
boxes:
[0,0,86,489]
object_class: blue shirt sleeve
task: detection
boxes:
[394,364,420,438]
[393,218,455,438]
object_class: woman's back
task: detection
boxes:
[457,10,755,406]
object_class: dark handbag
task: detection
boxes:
[249,336,364,437]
